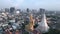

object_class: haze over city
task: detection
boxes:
[0,0,60,11]
[0,0,60,34]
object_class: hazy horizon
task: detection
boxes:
[0,0,60,11]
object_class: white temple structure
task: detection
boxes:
[36,13,50,33]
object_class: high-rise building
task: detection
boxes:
[26,8,29,13]
[26,8,30,16]
[39,8,45,14]
[17,9,21,12]
[10,7,15,13]
[24,16,29,25]
[5,8,9,12]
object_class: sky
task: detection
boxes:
[0,0,60,11]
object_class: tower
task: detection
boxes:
[36,13,49,33]
[25,14,35,32]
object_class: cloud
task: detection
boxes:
[0,0,60,11]
[0,0,24,8]
[11,0,24,7]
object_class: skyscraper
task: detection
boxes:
[10,7,15,14]
[5,8,9,12]
[26,8,29,13]
[39,8,45,14]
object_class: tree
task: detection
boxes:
[43,28,60,34]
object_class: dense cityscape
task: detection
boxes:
[0,7,60,34]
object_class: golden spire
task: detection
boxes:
[25,14,35,32]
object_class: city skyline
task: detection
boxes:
[0,0,60,11]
